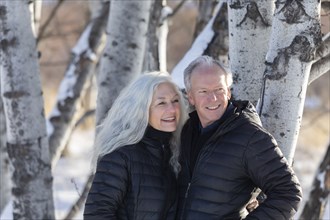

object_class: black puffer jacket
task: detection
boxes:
[84,127,177,220]
[177,101,302,220]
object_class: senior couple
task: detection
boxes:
[84,55,302,219]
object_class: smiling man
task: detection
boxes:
[176,55,302,220]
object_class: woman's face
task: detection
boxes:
[149,82,181,132]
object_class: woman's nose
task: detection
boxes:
[167,103,177,112]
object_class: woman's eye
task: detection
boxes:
[172,99,179,103]
[158,102,166,105]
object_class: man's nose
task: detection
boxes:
[208,91,218,101]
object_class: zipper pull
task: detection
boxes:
[185,182,191,198]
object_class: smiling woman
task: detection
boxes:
[84,71,188,219]
[149,83,181,132]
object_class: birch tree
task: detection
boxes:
[47,0,109,167]
[143,0,187,73]
[171,0,225,87]
[194,0,218,38]
[300,142,330,219]
[96,0,153,125]
[258,0,322,165]
[143,0,163,72]
[0,78,11,214]
[0,1,54,219]
[228,0,274,104]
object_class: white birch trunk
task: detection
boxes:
[96,0,152,125]
[47,0,109,167]
[143,0,163,72]
[259,0,322,164]
[228,0,274,104]
[0,1,55,219]
[0,77,11,214]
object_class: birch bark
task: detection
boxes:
[259,0,322,164]
[194,0,218,38]
[96,0,152,125]
[0,1,55,219]
[47,0,109,167]
[0,76,11,214]
[143,0,163,72]
[228,0,273,104]
[300,143,330,219]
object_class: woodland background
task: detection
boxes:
[0,0,329,219]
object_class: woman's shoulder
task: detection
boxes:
[102,143,140,160]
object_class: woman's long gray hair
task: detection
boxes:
[93,71,187,176]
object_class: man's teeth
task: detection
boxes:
[163,117,175,121]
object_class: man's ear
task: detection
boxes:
[187,91,195,106]
[227,88,231,100]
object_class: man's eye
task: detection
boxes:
[198,90,207,94]
[158,102,166,105]
[172,99,179,103]
[216,88,225,93]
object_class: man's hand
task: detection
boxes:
[246,199,259,213]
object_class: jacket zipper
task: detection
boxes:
[185,182,191,198]
[180,141,213,220]
[180,182,191,220]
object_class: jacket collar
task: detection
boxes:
[140,126,172,160]
[189,100,261,139]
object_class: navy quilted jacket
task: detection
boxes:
[177,101,302,220]
[84,127,177,220]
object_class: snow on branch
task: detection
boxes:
[171,0,224,88]
[47,1,109,167]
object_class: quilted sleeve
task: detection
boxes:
[84,150,130,220]
[243,129,302,220]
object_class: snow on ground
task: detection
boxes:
[52,129,94,220]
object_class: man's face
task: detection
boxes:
[187,65,231,128]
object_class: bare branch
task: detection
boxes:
[309,33,330,84]
[37,0,66,43]
[314,32,330,62]
[74,109,95,129]
[309,56,330,85]
[63,174,94,220]
[322,1,330,15]
[300,142,330,219]
[166,0,187,19]
[48,1,109,167]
